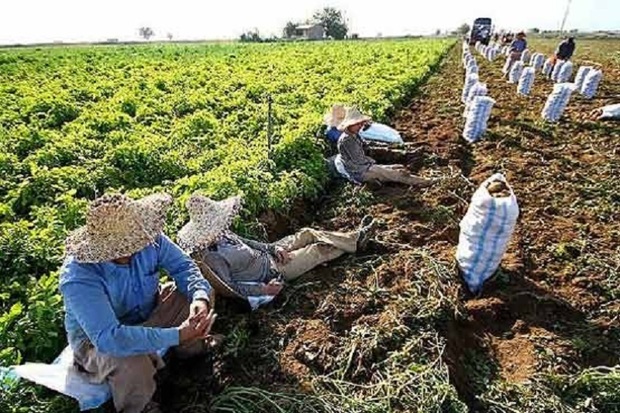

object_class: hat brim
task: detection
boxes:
[65,193,172,263]
[337,115,371,131]
[177,195,242,253]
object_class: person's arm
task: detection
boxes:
[237,236,276,255]
[157,234,212,304]
[197,250,267,297]
[339,135,374,165]
[60,271,179,357]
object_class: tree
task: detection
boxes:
[313,7,348,40]
[457,23,470,35]
[240,29,262,43]
[138,27,155,41]
[166,33,173,41]
[528,28,540,34]
[283,21,298,38]
[435,29,441,36]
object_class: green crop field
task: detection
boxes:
[0,38,452,411]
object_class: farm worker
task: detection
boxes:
[555,36,576,60]
[177,193,377,299]
[504,31,527,78]
[324,104,347,145]
[59,193,216,413]
[336,107,435,186]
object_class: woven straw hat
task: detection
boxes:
[65,193,172,263]
[337,107,371,131]
[177,193,243,254]
[323,104,347,128]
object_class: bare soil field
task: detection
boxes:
[158,39,620,413]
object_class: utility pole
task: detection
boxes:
[266,95,273,162]
[559,0,572,35]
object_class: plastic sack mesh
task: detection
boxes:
[558,61,573,83]
[573,66,592,91]
[462,72,479,104]
[463,81,488,117]
[542,58,554,76]
[508,61,524,84]
[531,53,545,71]
[580,69,602,99]
[541,83,575,122]
[517,67,535,96]
[551,60,566,82]
[456,173,519,294]
[463,96,495,142]
[520,49,531,65]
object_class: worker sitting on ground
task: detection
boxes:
[177,193,377,300]
[504,31,527,78]
[335,107,435,186]
[59,193,216,413]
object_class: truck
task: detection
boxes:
[469,17,493,45]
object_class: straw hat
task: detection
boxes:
[65,193,172,263]
[337,107,371,131]
[177,193,243,254]
[323,104,347,128]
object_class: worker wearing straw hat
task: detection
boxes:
[177,193,377,301]
[336,107,435,186]
[59,193,216,413]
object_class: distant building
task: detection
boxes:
[291,24,324,40]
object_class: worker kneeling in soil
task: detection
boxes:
[177,193,377,299]
[59,193,216,413]
[335,107,435,186]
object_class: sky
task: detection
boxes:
[0,0,617,45]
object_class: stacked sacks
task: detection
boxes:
[531,53,545,71]
[520,49,531,65]
[581,69,603,99]
[517,67,536,96]
[551,60,566,82]
[508,61,524,84]
[542,58,554,77]
[456,174,519,294]
[463,82,488,117]
[542,83,576,122]
[558,61,573,83]
[463,96,495,143]
[573,66,592,91]
[462,72,479,103]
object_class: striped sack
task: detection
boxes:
[456,173,519,293]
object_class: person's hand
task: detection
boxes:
[178,309,217,344]
[274,247,292,264]
[262,280,284,296]
[190,298,209,316]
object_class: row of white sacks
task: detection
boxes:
[462,46,519,294]
[462,45,495,141]
[466,42,603,123]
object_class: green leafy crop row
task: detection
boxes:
[0,39,452,369]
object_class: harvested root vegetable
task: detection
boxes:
[486,180,511,198]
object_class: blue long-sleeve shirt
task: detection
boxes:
[59,234,212,357]
[510,38,527,53]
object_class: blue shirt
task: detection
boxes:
[510,39,527,53]
[59,234,212,357]
[326,127,343,143]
